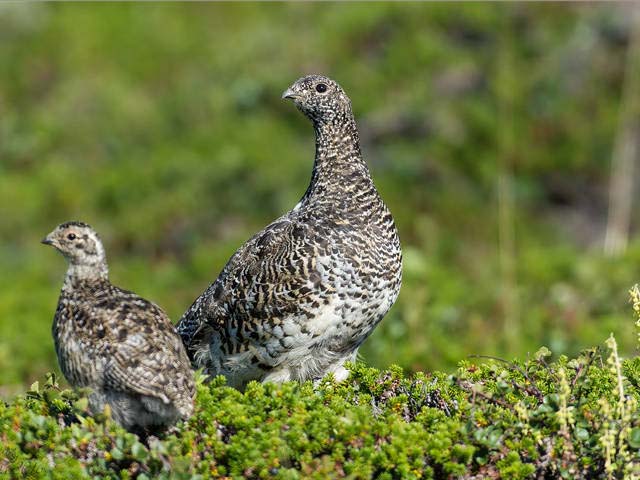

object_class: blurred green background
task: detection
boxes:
[2,2,640,394]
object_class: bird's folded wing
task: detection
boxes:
[97,294,193,403]
[102,338,184,404]
[179,218,327,346]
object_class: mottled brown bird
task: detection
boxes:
[43,222,195,434]
[178,75,402,389]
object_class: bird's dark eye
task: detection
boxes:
[67,233,76,240]
[315,83,327,93]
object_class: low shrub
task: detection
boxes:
[2,337,640,479]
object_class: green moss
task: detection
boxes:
[2,339,639,479]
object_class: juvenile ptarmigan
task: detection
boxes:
[43,222,195,434]
[178,75,402,389]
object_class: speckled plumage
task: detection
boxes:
[178,75,402,389]
[43,222,195,433]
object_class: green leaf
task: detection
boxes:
[629,428,640,449]
[535,347,552,362]
[111,448,124,461]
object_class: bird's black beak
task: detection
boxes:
[41,237,54,246]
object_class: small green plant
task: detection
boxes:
[598,335,639,479]
[630,284,640,350]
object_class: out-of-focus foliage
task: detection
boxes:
[1,3,639,389]
[3,338,640,478]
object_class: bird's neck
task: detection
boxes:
[303,115,373,201]
[63,263,109,289]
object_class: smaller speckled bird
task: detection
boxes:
[43,222,195,435]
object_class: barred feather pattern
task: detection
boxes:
[178,75,402,389]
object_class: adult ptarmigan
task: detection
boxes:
[43,222,195,435]
[178,75,402,389]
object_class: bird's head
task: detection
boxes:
[42,221,107,269]
[282,75,352,126]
